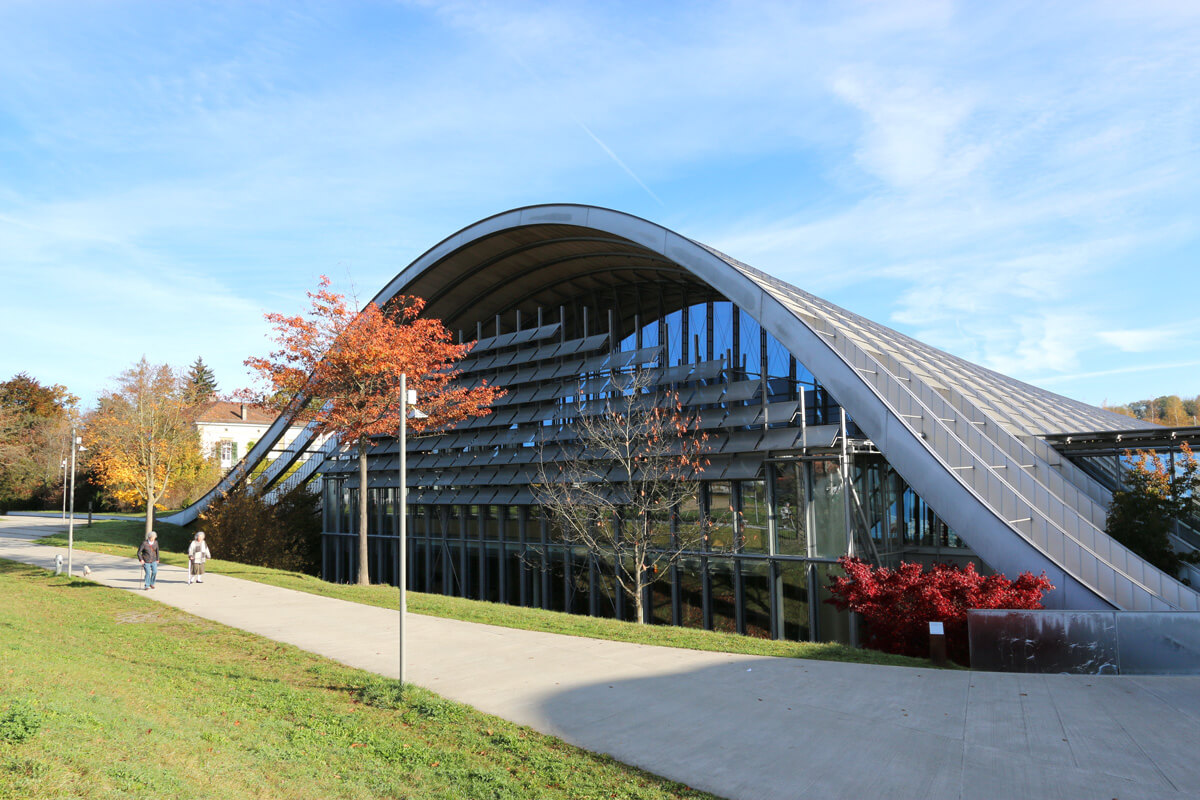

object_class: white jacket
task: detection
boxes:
[187,540,212,563]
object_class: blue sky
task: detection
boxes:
[2,0,1197,410]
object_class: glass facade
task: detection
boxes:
[321,299,973,643]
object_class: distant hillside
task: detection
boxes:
[1103,395,1199,427]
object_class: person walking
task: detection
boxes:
[137,530,160,590]
[187,531,212,585]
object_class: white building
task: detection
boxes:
[194,401,308,471]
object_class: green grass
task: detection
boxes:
[37,520,936,669]
[3,510,180,519]
[37,519,192,564]
[0,559,718,800]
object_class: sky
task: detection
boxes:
[1,0,1197,410]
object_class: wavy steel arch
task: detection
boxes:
[168,204,1197,612]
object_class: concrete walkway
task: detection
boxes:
[4,516,1200,800]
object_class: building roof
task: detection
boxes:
[195,401,277,426]
[167,204,1198,614]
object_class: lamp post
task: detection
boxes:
[66,424,85,577]
[398,374,426,685]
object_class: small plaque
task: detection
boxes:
[929,621,944,636]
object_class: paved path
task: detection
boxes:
[4,515,1199,800]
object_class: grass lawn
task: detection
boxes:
[36,520,935,669]
[0,559,717,800]
[6,510,181,519]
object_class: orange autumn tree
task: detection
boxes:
[244,277,501,585]
[87,358,203,537]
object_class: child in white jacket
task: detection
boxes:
[187,531,212,585]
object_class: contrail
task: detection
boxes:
[505,48,663,206]
[1031,359,1200,384]
[572,117,664,205]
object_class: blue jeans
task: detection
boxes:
[143,561,158,588]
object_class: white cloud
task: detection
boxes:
[1097,329,1176,354]
[0,0,1198,407]
[831,68,979,190]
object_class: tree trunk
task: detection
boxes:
[357,437,370,585]
[145,461,155,538]
[634,563,646,624]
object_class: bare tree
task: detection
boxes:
[535,369,711,624]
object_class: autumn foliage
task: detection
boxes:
[825,556,1053,665]
[0,372,76,511]
[1105,443,1200,575]
[200,483,322,574]
[245,277,500,441]
[86,359,204,535]
[244,277,501,584]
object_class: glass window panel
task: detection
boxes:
[566,547,592,615]
[465,504,480,540]
[547,514,571,543]
[664,308,682,367]
[545,546,567,612]
[777,561,810,642]
[462,540,476,599]
[740,479,768,553]
[772,463,808,556]
[484,505,500,540]
[739,308,761,379]
[675,487,703,550]
[706,481,735,550]
[810,459,849,557]
[382,488,396,536]
[677,558,705,629]
[441,541,461,595]
[504,505,521,541]
[740,560,772,638]
[342,487,354,534]
[711,302,733,365]
[483,543,502,602]
[641,320,659,349]
[814,562,852,643]
[429,506,448,540]
[411,540,428,593]
[650,572,673,626]
[765,333,792,385]
[648,508,672,550]
[592,551,620,620]
[689,303,707,364]
[519,542,543,608]
[503,548,523,606]
[709,558,737,634]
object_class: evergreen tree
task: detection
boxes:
[186,357,218,402]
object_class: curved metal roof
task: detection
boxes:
[169,204,1194,612]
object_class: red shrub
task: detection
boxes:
[825,557,1053,665]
